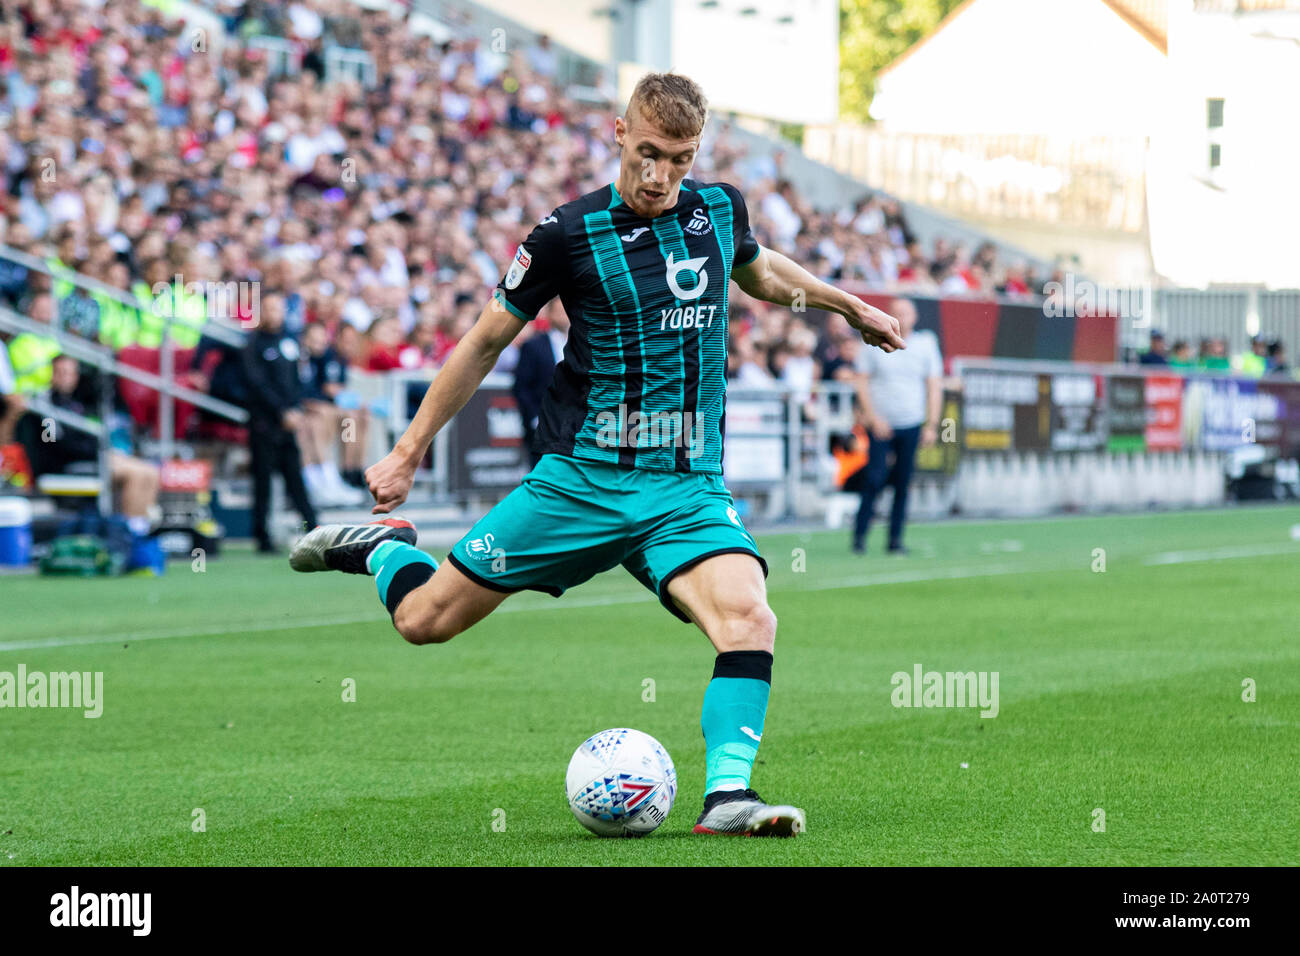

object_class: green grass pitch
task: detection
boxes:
[2,506,1298,866]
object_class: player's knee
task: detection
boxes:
[716,601,777,653]
[393,599,460,646]
[753,604,778,650]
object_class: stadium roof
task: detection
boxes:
[879,0,1169,79]
[1104,0,1168,51]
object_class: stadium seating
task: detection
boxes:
[115,347,199,441]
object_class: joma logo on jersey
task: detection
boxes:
[664,252,708,301]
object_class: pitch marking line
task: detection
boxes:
[1142,543,1300,565]
[3,544,1296,653]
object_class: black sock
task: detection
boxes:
[384,562,436,616]
[711,649,773,682]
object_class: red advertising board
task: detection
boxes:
[159,459,212,493]
[1144,375,1183,451]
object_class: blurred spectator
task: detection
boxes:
[29,355,159,530]
[512,308,569,467]
[527,35,558,79]
[818,315,861,384]
[1265,342,1290,378]
[852,298,942,556]
[364,315,423,371]
[761,180,804,249]
[1233,336,1268,378]
[998,262,1032,297]
[297,320,367,502]
[1167,340,1195,370]
[192,330,249,410]
[727,331,776,389]
[848,195,884,236]
[242,293,318,553]
[7,292,60,394]
[334,321,365,369]
[1198,338,1230,371]
[1139,331,1168,365]
[777,323,821,419]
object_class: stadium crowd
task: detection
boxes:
[1138,331,1291,378]
[0,0,1046,381]
[9,0,1272,508]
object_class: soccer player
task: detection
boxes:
[291,73,904,836]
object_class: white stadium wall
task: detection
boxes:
[869,0,1167,137]
[468,0,615,63]
[471,0,839,126]
[667,0,840,126]
[1146,1,1300,289]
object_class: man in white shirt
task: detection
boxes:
[852,297,943,554]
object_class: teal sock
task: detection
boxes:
[701,651,772,794]
[368,540,438,615]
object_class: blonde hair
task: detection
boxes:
[625,72,708,141]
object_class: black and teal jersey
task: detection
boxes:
[493,178,761,474]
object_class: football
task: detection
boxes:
[565,729,678,837]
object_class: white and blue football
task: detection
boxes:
[565,728,677,837]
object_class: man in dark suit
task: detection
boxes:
[512,306,569,467]
[242,293,318,552]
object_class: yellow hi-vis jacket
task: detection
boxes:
[131,280,206,349]
[8,333,61,394]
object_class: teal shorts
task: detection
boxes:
[447,454,767,622]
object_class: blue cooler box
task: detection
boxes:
[0,497,34,566]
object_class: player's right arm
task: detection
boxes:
[719,182,903,352]
[736,246,904,353]
[367,301,524,514]
[367,210,567,514]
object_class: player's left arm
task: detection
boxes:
[732,246,905,353]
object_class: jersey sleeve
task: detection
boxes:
[494,210,567,322]
[720,183,761,269]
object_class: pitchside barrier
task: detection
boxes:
[376,370,841,520]
[947,358,1300,516]
[842,286,1300,372]
[366,359,1300,525]
[842,289,1121,366]
[0,245,249,468]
